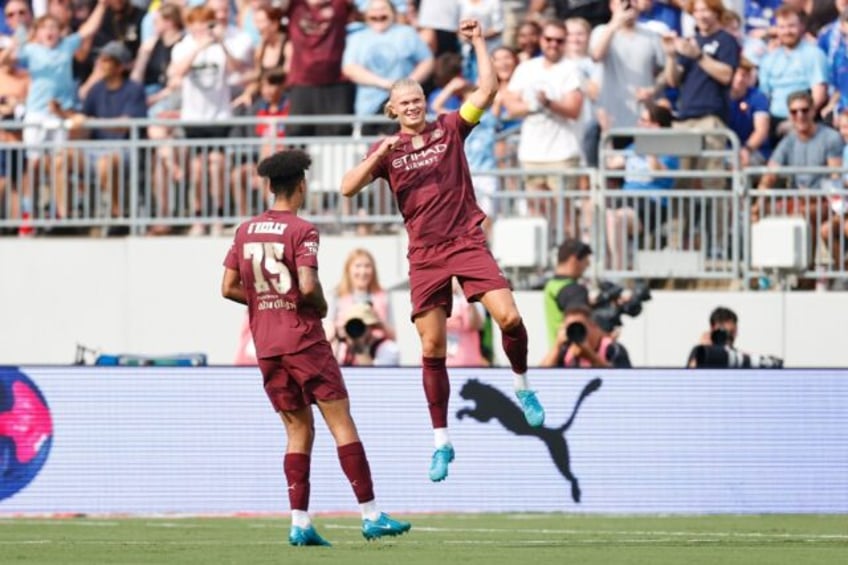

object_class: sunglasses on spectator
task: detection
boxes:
[789,106,810,116]
[5,10,27,17]
[368,15,390,22]
[542,36,565,44]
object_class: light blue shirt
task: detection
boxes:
[19,33,83,113]
[465,110,497,172]
[759,41,828,119]
[342,24,432,116]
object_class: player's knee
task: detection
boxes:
[497,310,522,332]
[419,335,446,357]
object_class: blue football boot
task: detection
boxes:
[516,389,545,427]
[428,444,455,482]
[289,525,332,547]
[362,513,412,540]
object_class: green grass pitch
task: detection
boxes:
[1,513,846,564]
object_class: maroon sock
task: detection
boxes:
[337,442,375,504]
[284,453,311,511]
[502,320,528,375]
[422,356,450,428]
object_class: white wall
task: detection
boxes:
[1,236,846,367]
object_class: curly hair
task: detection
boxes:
[257,149,312,197]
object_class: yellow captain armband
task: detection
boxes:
[459,101,485,124]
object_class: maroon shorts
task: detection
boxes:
[257,340,348,412]
[408,228,510,320]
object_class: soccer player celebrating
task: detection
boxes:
[340,19,545,483]
[222,150,411,546]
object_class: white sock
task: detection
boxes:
[291,510,311,528]
[360,500,380,521]
[513,373,529,391]
[434,427,451,448]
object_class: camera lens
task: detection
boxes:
[344,318,367,339]
[565,321,587,344]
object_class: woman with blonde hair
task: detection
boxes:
[330,248,396,343]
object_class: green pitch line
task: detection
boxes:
[0,514,845,565]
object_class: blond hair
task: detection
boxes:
[336,249,383,295]
[383,78,424,119]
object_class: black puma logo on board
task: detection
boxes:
[456,378,602,503]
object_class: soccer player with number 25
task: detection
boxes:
[341,19,546,484]
[221,150,410,547]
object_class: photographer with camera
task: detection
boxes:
[544,239,593,347]
[687,306,783,369]
[540,306,632,368]
[337,303,400,367]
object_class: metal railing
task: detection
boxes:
[2,119,848,285]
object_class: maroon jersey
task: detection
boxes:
[368,111,487,249]
[287,0,351,86]
[223,210,325,358]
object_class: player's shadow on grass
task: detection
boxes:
[456,378,602,503]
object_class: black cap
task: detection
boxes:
[557,239,592,263]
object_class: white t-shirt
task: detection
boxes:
[507,57,583,162]
[417,0,460,32]
[172,35,232,121]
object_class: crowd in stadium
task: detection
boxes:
[1,0,847,259]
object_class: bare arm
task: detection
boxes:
[542,89,583,120]
[342,63,393,89]
[431,76,468,114]
[462,20,497,110]
[130,38,155,84]
[758,160,779,189]
[77,0,108,41]
[298,266,328,318]
[340,136,397,197]
[408,57,434,85]
[221,268,247,305]
[812,82,828,114]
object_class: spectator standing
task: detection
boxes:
[83,0,145,82]
[727,57,770,167]
[70,41,147,234]
[503,20,583,209]
[662,0,738,190]
[0,0,107,230]
[232,3,287,107]
[758,5,828,140]
[168,4,242,235]
[284,0,355,137]
[207,0,254,97]
[130,1,184,235]
[591,0,665,135]
[343,0,433,135]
